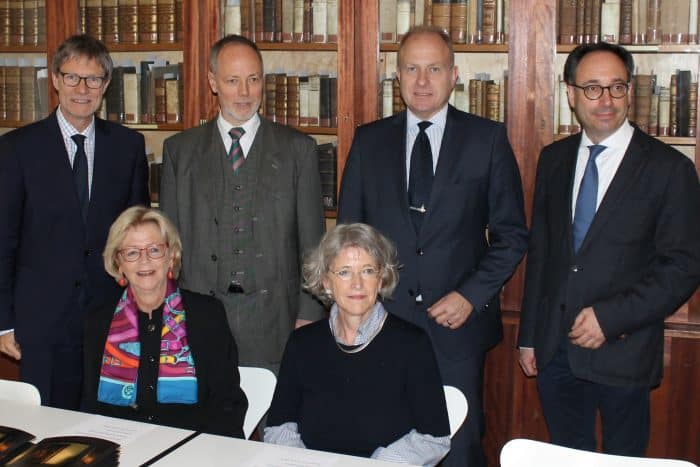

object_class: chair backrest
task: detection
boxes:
[443,385,468,438]
[500,438,698,467]
[238,366,277,439]
[0,378,41,405]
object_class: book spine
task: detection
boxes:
[450,0,468,44]
[431,0,450,37]
[281,0,293,41]
[382,77,393,118]
[275,72,287,124]
[646,0,661,44]
[264,73,276,120]
[138,0,158,44]
[600,0,620,43]
[157,0,176,43]
[379,0,397,43]
[22,0,38,46]
[669,74,678,136]
[319,74,330,127]
[312,0,327,42]
[559,0,577,44]
[102,0,119,44]
[648,86,659,136]
[287,74,300,126]
[86,0,103,42]
[619,0,632,43]
[658,86,670,136]
[326,0,337,42]
[397,0,411,42]
[165,77,180,123]
[123,70,139,123]
[9,0,23,45]
[119,0,139,44]
[688,80,697,136]
[676,70,691,137]
[308,73,320,125]
[558,78,572,134]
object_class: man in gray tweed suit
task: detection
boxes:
[160,34,326,374]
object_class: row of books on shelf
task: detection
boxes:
[0,58,48,123]
[381,73,506,123]
[0,0,46,47]
[557,70,698,137]
[559,0,700,46]
[146,142,338,209]
[380,0,509,45]
[78,0,183,45]
[261,72,337,128]
[102,61,183,125]
[224,0,338,44]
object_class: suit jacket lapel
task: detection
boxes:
[250,118,280,207]
[560,134,581,257]
[579,129,649,254]
[197,119,227,219]
[424,106,461,228]
[390,112,416,234]
[46,112,86,233]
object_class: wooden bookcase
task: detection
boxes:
[1,1,698,464]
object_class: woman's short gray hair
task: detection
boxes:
[303,223,400,306]
[103,206,183,282]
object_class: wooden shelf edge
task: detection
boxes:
[324,209,337,218]
[105,42,184,52]
[553,133,695,145]
[380,43,508,53]
[557,43,700,54]
[293,126,338,135]
[0,45,46,53]
[257,42,337,51]
[125,123,185,131]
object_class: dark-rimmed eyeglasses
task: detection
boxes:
[118,243,168,262]
[58,71,107,89]
[569,82,629,100]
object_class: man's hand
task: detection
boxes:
[569,307,605,349]
[519,347,537,376]
[0,332,21,360]
[427,291,473,329]
[295,318,313,329]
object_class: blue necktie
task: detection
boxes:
[572,144,606,253]
[71,134,89,223]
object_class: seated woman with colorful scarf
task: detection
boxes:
[82,206,248,437]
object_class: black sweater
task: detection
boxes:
[267,313,450,458]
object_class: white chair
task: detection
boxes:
[443,385,468,438]
[500,438,698,467]
[238,366,277,439]
[0,378,41,405]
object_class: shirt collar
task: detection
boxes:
[406,104,448,132]
[580,119,633,153]
[329,301,387,346]
[217,112,260,143]
[56,105,95,139]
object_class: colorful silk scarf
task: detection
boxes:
[97,280,198,406]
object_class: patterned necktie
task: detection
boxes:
[227,127,246,174]
[71,134,89,222]
[408,121,433,230]
[572,144,606,253]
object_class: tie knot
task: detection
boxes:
[417,121,432,133]
[588,144,606,160]
[229,127,245,141]
[71,134,86,147]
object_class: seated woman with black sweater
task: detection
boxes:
[264,223,450,465]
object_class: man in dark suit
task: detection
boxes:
[338,26,528,467]
[160,35,325,375]
[0,35,150,409]
[518,42,700,456]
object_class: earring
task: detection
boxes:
[167,269,174,280]
[325,289,332,297]
[118,276,127,287]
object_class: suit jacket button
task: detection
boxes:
[571,265,579,272]
[416,248,424,256]
[211,254,217,261]
[74,281,82,288]
[209,290,216,296]
[408,289,415,297]
[234,206,241,211]
[235,185,242,191]
[84,249,92,257]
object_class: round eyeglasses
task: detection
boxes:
[118,243,168,262]
[58,71,107,89]
[330,267,380,281]
[569,82,629,100]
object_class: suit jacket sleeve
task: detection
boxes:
[159,138,178,227]
[594,156,700,339]
[294,136,326,322]
[336,126,365,223]
[127,132,150,207]
[455,124,528,310]
[0,135,22,328]
[518,147,551,347]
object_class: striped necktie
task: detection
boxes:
[227,127,246,173]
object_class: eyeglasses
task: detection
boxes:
[118,243,168,262]
[58,71,107,89]
[569,82,629,100]
[330,267,380,281]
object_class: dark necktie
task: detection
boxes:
[227,127,246,174]
[71,134,89,223]
[572,144,606,253]
[408,121,433,230]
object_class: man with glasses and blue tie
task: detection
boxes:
[518,42,700,456]
[0,34,149,409]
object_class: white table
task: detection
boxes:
[0,400,194,466]
[152,432,419,467]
